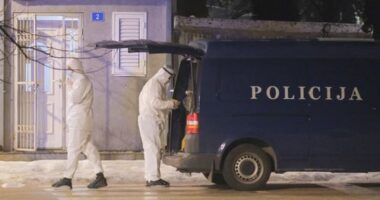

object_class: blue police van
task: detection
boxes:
[96,39,380,190]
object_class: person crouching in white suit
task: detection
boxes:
[138,66,180,187]
[52,58,107,189]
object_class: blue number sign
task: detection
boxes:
[92,12,104,22]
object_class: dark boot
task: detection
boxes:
[52,178,72,189]
[146,179,170,187]
[87,172,108,189]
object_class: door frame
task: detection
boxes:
[14,13,83,151]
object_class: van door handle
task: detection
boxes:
[215,91,221,100]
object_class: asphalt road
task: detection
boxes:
[1,183,380,200]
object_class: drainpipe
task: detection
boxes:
[0,0,4,151]
[166,0,173,66]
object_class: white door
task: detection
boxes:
[15,14,81,150]
[36,15,81,149]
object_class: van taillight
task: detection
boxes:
[186,113,199,134]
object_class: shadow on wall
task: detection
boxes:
[14,0,166,6]
[84,51,145,151]
[81,51,111,151]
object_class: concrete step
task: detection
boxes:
[0,151,143,161]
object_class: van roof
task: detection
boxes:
[190,39,380,59]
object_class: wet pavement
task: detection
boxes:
[2,183,380,200]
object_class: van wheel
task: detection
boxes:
[222,144,271,191]
[202,172,226,185]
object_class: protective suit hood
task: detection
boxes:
[67,58,84,74]
[152,66,174,86]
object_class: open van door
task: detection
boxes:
[95,39,203,152]
[95,39,204,59]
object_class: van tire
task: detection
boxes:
[222,144,271,191]
[202,172,226,185]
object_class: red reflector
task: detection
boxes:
[186,113,199,134]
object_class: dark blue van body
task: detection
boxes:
[194,40,380,172]
[95,39,380,190]
[165,39,380,190]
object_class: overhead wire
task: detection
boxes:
[0,6,126,84]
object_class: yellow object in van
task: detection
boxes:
[181,137,186,151]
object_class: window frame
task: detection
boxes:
[112,12,147,77]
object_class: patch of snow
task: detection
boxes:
[269,172,379,184]
[0,160,379,186]
[0,160,208,186]
[2,182,25,188]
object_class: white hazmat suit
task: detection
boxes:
[138,66,179,182]
[64,59,104,179]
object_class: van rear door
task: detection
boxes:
[95,39,204,152]
[95,39,204,58]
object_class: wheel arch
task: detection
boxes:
[214,138,278,172]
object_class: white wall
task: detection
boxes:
[9,0,171,151]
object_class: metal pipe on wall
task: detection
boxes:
[0,0,5,150]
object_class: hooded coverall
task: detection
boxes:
[138,66,178,181]
[64,59,104,179]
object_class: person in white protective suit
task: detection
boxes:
[52,58,107,189]
[138,66,180,187]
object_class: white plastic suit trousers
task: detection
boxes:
[64,128,103,179]
[138,115,164,181]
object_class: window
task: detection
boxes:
[112,12,147,76]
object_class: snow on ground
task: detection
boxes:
[0,160,208,187]
[1,160,380,188]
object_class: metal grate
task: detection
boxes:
[14,15,37,151]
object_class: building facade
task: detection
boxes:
[1,0,172,152]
